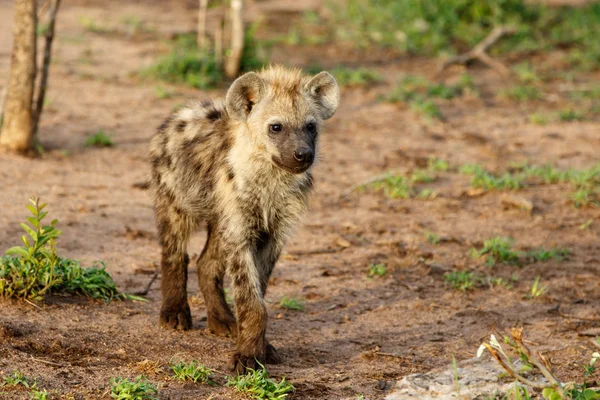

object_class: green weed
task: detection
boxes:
[558,108,585,122]
[425,231,440,245]
[109,376,158,400]
[501,85,542,102]
[2,371,33,388]
[525,248,570,262]
[154,86,174,99]
[385,74,474,121]
[80,16,110,34]
[85,130,113,147]
[461,164,525,190]
[368,263,387,278]
[410,98,443,121]
[513,62,541,84]
[471,237,520,267]
[280,297,305,311]
[428,157,450,172]
[227,363,294,400]
[30,389,50,400]
[170,360,213,384]
[0,198,138,302]
[371,174,412,199]
[526,276,548,299]
[529,112,548,125]
[302,0,600,69]
[143,26,267,89]
[330,66,382,87]
[444,271,475,291]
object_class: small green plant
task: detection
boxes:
[384,74,474,121]
[2,371,33,388]
[154,86,174,99]
[85,130,114,147]
[529,112,548,125]
[410,98,443,121]
[558,108,585,122]
[109,376,158,400]
[425,231,440,245]
[513,62,541,84]
[30,389,50,400]
[501,85,542,102]
[428,157,450,172]
[527,276,548,299]
[0,198,139,302]
[329,66,382,87]
[143,27,266,89]
[368,263,387,278]
[471,237,520,267]
[80,16,110,34]
[461,164,525,190]
[525,248,570,262]
[444,271,475,291]
[280,297,305,311]
[227,363,294,400]
[170,359,213,384]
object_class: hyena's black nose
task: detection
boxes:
[293,147,314,164]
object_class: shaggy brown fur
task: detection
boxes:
[149,65,339,373]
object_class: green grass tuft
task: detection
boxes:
[280,297,305,311]
[444,271,475,291]
[227,363,294,400]
[85,130,114,147]
[170,359,213,384]
[471,237,520,267]
[143,26,267,89]
[0,198,140,302]
[368,263,387,278]
[109,376,158,400]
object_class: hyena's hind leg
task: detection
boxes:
[156,199,193,330]
[197,225,237,337]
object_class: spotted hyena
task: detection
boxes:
[149,65,339,373]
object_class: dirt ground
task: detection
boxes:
[1,0,599,399]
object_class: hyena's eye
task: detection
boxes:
[306,122,317,134]
[270,124,283,133]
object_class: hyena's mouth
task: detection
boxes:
[272,156,312,174]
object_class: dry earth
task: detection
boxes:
[0,0,599,399]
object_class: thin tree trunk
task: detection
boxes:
[215,16,224,67]
[224,0,244,79]
[0,0,37,153]
[197,0,209,49]
[33,0,61,139]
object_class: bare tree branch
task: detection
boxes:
[32,0,61,139]
[224,0,244,79]
[197,0,209,49]
[438,26,517,80]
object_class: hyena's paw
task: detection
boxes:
[230,352,266,375]
[266,342,282,364]
[207,314,237,337]
[159,303,192,330]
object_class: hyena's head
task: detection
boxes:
[226,65,339,174]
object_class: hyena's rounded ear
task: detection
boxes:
[305,71,340,120]
[226,72,265,121]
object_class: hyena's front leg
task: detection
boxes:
[197,224,237,337]
[156,202,193,330]
[228,247,269,374]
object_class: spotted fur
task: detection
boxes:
[149,65,339,373]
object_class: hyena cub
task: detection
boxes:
[149,65,339,373]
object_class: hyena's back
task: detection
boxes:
[150,99,232,220]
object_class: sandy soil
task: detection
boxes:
[0,1,599,399]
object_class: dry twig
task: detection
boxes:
[438,26,517,80]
